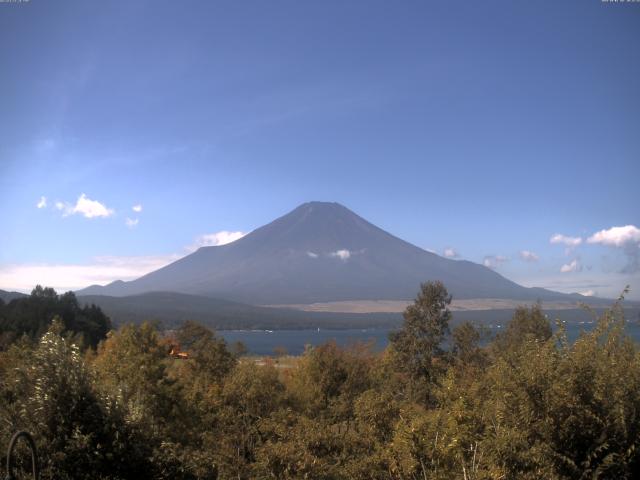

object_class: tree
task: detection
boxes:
[492,302,552,354]
[0,286,111,350]
[175,320,237,384]
[288,341,375,421]
[388,281,452,402]
[3,319,149,479]
[215,362,285,479]
[93,322,176,432]
[452,321,486,368]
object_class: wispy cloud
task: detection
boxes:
[560,258,581,273]
[132,204,143,213]
[443,248,458,258]
[125,217,139,228]
[519,250,539,262]
[587,225,640,273]
[36,196,47,209]
[483,255,508,269]
[307,251,319,258]
[550,233,583,247]
[56,193,114,218]
[188,231,246,251]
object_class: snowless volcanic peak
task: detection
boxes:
[78,202,585,305]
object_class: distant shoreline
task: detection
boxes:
[263,297,617,314]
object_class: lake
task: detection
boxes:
[219,322,640,356]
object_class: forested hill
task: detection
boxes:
[77,291,401,329]
[0,289,27,303]
[0,286,111,349]
[77,290,639,331]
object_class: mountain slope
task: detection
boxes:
[78,202,587,304]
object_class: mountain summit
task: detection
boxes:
[78,202,581,304]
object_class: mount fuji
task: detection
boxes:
[78,202,586,306]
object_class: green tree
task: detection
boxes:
[388,281,452,403]
[0,286,110,350]
[492,302,552,354]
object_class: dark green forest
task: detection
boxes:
[1,282,639,479]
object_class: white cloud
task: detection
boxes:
[483,255,508,269]
[132,204,143,213]
[550,233,583,247]
[0,254,181,293]
[560,258,581,273]
[72,194,114,218]
[125,217,139,228]
[519,250,539,262]
[587,225,640,247]
[443,248,458,258]
[330,249,351,261]
[57,194,114,218]
[580,290,595,297]
[188,231,246,251]
[36,196,47,209]
[587,225,640,273]
[307,251,319,258]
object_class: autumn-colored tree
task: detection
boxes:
[1,284,639,479]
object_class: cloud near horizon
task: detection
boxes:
[1,229,247,292]
[0,254,181,293]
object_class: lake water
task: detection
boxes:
[220,322,640,356]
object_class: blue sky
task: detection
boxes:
[1,0,639,299]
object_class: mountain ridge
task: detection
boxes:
[0,289,28,302]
